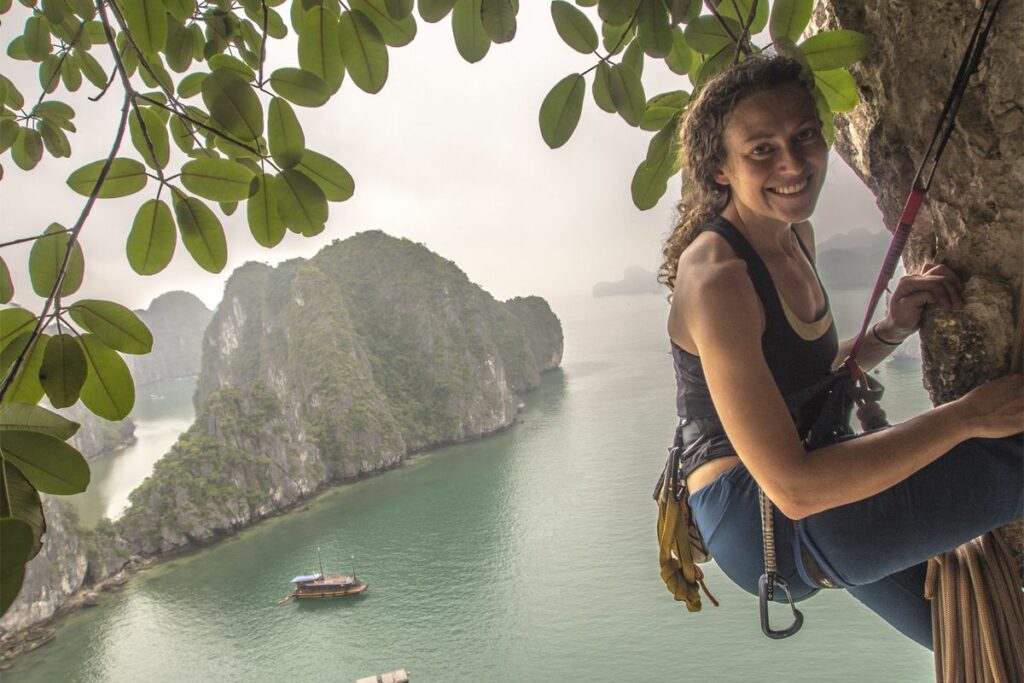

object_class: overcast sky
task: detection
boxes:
[1,4,885,312]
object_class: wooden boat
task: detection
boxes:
[277,548,367,604]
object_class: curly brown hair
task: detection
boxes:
[659,55,813,292]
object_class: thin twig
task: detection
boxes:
[0,228,75,249]
[89,66,119,102]
[703,0,742,45]
[258,0,269,85]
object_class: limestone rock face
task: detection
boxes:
[815,0,1023,565]
[126,291,213,387]
[812,0,1023,400]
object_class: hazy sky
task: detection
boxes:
[1,4,885,312]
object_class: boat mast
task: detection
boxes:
[351,554,357,580]
[317,546,325,578]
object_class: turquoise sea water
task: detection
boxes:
[6,292,936,682]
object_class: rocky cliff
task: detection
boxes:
[61,403,136,463]
[126,291,213,387]
[814,1,1022,557]
[118,231,562,553]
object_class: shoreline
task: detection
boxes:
[0,403,529,669]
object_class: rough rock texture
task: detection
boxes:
[812,0,1023,399]
[814,0,1023,565]
[126,291,213,387]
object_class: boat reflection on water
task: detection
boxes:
[277,548,367,604]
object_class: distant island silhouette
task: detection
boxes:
[815,227,890,289]
[593,266,662,297]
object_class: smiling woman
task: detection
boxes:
[656,54,1023,650]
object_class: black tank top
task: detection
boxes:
[672,216,839,476]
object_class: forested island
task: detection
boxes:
[0,232,562,663]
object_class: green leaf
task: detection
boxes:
[0,556,25,617]
[598,0,640,27]
[2,332,48,405]
[1,430,91,495]
[275,169,328,235]
[385,0,414,20]
[165,19,196,72]
[247,173,285,247]
[539,73,585,149]
[608,63,645,126]
[296,150,354,201]
[814,67,858,113]
[693,44,733,89]
[551,1,598,54]
[769,0,812,43]
[298,5,344,91]
[715,0,768,35]
[1,462,46,562]
[0,516,33,575]
[12,127,43,171]
[23,16,52,62]
[201,68,264,141]
[665,26,693,75]
[352,0,418,48]
[208,54,254,81]
[0,119,18,154]
[452,0,490,64]
[129,107,170,170]
[127,199,176,275]
[269,67,331,107]
[165,0,197,22]
[61,53,83,91]
[38,120,70,157]
[39,54,61,93]
[78,333,134,420]
[39,333,87,408]
[682,15,738,54]
[169,115,195,153]
[637,0,672,58]
[172,190,228,272]
[42,0,65,24]
[601,19,634,56]
[1,75,25,109]
[631,159,667,210]
[339,10,389,93]
[66,158,148,198]
[813,86,835,147]
[480,0,515,44]
[177,72,207,99]
[800,30,871,71]
[622,37,644,78]
[418,0,456,23]
[67,300,153,354]
[268,97,305,169]
[0,257,13,304]
[0,402,79,440]
[76,48,107,88]
[0,309,36,356]
[180,158,256,202]
[29,223,83,298]
[592,61,615,113]
[122,0,168,56]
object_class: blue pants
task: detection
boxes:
[688,435,1023,648]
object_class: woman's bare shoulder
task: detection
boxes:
[669,232,762,351]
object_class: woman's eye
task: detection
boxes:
[796,127,818,141]
[751,144,772,156]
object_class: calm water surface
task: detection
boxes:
[7,293,935,682]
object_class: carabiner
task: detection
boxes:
[758,574,804,639]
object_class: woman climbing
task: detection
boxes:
[660,54,1023,648]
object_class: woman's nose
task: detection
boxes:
[776,145,805,173]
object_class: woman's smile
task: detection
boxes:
[766,175,811,195]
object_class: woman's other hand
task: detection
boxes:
[880,263,964,341]
[956,375,1024,439]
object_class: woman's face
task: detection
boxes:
[714,85,828,227]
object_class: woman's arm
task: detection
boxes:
[672,254,1022,521]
